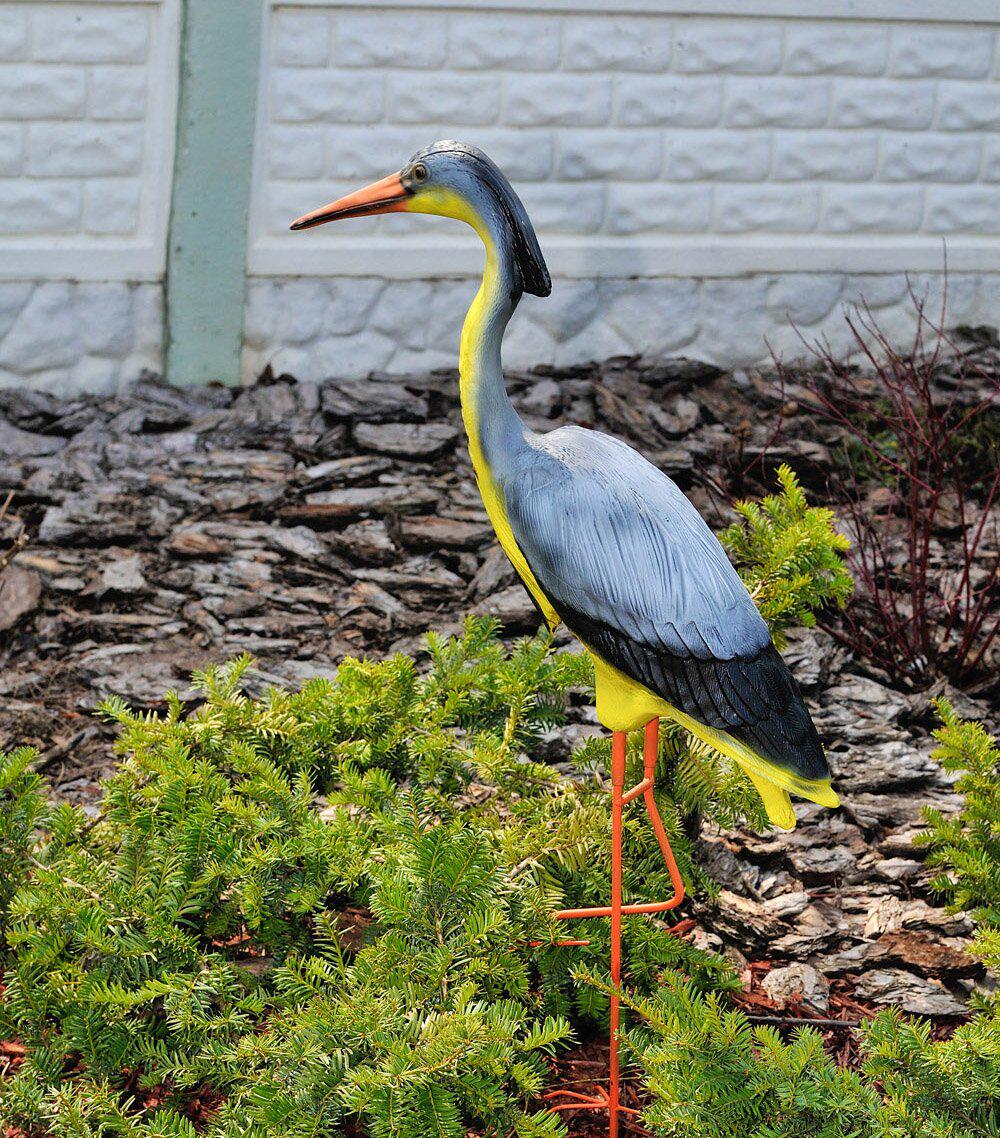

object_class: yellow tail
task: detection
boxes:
[591,651,839,831]
[666,704,839,831]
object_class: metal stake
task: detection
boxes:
[544,717,686,1136]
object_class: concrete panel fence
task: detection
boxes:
[0,0,997,393]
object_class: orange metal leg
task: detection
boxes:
[608,728,624,1137]
[544,718,685,1136]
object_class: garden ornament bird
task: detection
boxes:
[292,141,839,1135]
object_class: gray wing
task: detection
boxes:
[502,426,829,782]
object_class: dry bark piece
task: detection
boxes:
[592,382,653,439]
[761,962,830,1012]
[474,584,539,628]
[469,545,516,600]
[835,739,938,792]
[266,525,327,561]
[866,930,979,979]
[854,969,967,1017]
[98,554,148,596]
[873,857,923,881]
[762,890,810,919]
[353,422,458,459]
[696,889,786,945]
[321,380,428,422]
[648,395,700,438]
[327,519,397,565]
[877,828,925,857]
[788,845,855,878]
[345,580,411,621]
[302,455,393,485]
[0,565,41,631]
[288,485,440,521]
[0,419,65,458]
[357,563,464,596]
[770,902,847,956]
[519,378,561,417]
[864,894,906,939]
[399,515,494,551]
[165,529,226,558]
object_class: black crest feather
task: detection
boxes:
[415,141,551,298]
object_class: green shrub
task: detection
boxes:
[0,747,50,943]
[2,626,717,1137]
[918,699,1000,975]
[0,640,586,1137]
[622,973,1000,1138]
[0,468,853,1136]
[720,463,853,650]
[629,705,1000,1137]
[623,975,881,1138]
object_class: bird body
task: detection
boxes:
[474,420,838,831]
[291,140,839,831]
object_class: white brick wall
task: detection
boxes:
[1,0,997,393]
[249,4,1000,280]
[242,270,995,382]
[243,2,997,382]
[0,279,162,391]
[0,1,179,390]
[0,0,178,278]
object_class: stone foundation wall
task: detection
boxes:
[6,271,992,395]
[0,0,175,394]
[243,271,995,383]
[0,282,163,393]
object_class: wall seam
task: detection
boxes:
[164,0,264,386]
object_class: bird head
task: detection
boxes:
[290,140,551,298]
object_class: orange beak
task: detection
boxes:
[289,172,409,231]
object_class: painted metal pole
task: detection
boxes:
[165,0,263,387]
[546,718,686,1132]
[608,729,626,1138]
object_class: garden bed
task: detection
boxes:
[1,326,997,1127]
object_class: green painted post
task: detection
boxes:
[165,0,264,386]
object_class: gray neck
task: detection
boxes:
[458,226,527,476]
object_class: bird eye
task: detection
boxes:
[411,163,428,183]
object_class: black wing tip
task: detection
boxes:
[558,605,832,783]
[729,643,831,782]
[731,716,831,783]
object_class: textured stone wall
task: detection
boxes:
[2,2,998,392]
[0,1,175,392]
[245,3,999,383]
[254,6,1000,250]
[243,272,994,381]
[0,3,154,242]
[0,281,163,392]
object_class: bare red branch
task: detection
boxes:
[779,282,999,687]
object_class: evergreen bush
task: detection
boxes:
[0,468,852,1136]
[719,464,853,651]
[918,701,1000,977]
[628,707,1000,1138]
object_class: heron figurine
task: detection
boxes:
[292,141,839,1135]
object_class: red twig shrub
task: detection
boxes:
[785,286,999,688]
